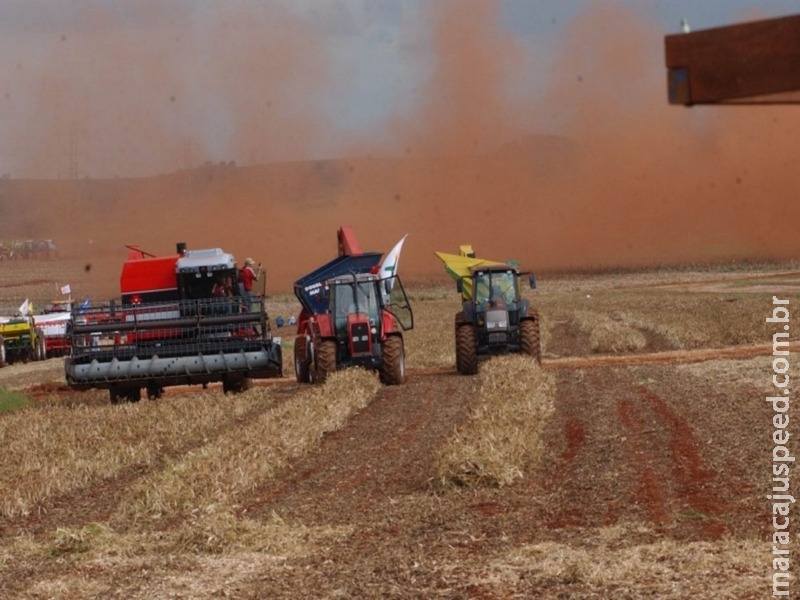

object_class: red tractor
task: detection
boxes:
[293,227,413,385]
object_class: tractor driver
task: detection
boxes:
[334,284,355,331]
[212,272,234,314]
[490,285,507,308]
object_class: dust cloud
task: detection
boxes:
[0,2,797,295]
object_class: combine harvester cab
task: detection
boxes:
[293,227,414,385]
[435,245,540,375]
[64,243,282,403]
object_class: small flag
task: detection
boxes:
[60,283,71,295]
[18,298,30,316]
[78,298,90,314]
[380,234,408,279]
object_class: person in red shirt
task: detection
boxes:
[211,272,234,314]
[212,273,233,298]
[238,257,261,311]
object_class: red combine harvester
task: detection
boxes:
[293,227,413,385]
[64,243,283,403]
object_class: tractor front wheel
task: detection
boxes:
[455,323,478,375]
[380,335,405,385]
[519,316,541,364]
[315,340,337,384]
[294,335,311,383]
[0,335,5,367]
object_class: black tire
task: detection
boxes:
[36,334,46,361]
[0,335,5,367]
[315,339,337,384]
[455,323,478,375]
[294,335,311,383]
[520,316,541,364]
[454,312,465,373]
[110,388,122,404]
[109,388,139,404]
[125,388,141,403]
[146,383,164,400]
[380,335,405,385]
[223,377,251,394]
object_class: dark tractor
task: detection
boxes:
[451,263,540,375]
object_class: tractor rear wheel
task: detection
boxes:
[294,335,311,383]
[380,335,405,385]
[454,312,465,372]
[520,316,541,364]
[315,339,337,384]
[0,335,5,367]
[455,323,478,375]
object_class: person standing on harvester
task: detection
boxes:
[239,257,261,311]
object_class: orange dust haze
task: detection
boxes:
[0,2,797,296]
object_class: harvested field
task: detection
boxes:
[0,259,798,598]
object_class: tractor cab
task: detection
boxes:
[472,268,519,310]
[325,273,413,360]
[456,264,537,351]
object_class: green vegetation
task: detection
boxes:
[0,387,29,413]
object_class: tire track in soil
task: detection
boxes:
[536,368,729,539]
[243,372,477,525]
[0,381,304,542]
[545,341,798,370]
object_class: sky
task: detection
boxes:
[0,0,797,178]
